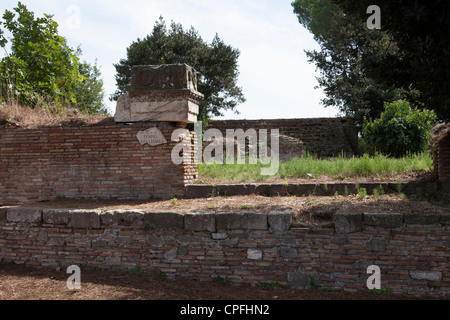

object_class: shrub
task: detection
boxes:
[362,100,436,157]
[0,3,106,114]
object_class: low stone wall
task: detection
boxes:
[185,181,439,198]
[0,206,448,297]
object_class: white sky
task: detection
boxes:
[0,0,339,119]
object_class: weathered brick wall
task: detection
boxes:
[437,130,450,192]
[0,121,197,205]
[208,118,359,158]
[0,207,448,297]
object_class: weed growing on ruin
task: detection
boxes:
[123,264,143,276]
[257,282,282,288]
[308,275,319,290]
[373,185,385,198]
[369,287,393,296]
[357,187,368,200]
[344,186,349,196]
[320,286,341,293]
[212,276,230,285]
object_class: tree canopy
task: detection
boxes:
[333,0,450,121]
[0,2,108,115]
[292,0,449,123]
[112,17,245,123]
[292,0,412,129]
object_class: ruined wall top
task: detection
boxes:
[114,64,204,124]
[130,64,201,95]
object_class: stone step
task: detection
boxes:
[185,181,438,198]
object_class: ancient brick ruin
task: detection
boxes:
[208,118,359,158]
[434,123,450,195]
[0,64,202,205]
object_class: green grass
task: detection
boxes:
[198,152,433,183]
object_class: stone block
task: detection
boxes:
[147,235,165,246]
[7,207,42,224]
[43,209,71,225]
[280,247,298,258]
[164,249,178,261]
[176,235,204,244]
[334,211,363,233]
[114,64,204,124]
[131,64,199,93]
[287,270,309,289]
[354,260,375,270]
[222,184,257,196]
[220,238,239,248]
[184,212,216,232]
[410,271,442,282]
[287,265,319,289]
[92,240,109,248]
[136,127,167,147]
[47,237,65,247]
[185,185,214,198]
[37,231,48,242]
[404,213,441,225]
[0,207,8,223]
[216,212,267,231]
[117,237,133,245]
[105,256,121,266]
[268,211,292,233]
[101,210,145,227]
[212,233,228,240]
[364,213,403,228]
[247,249,262,260]
[68,210,101,229]
[144,212,184,230]
[364,237,387,252]
[440,213,450,224]
[331,234,349,245]
[280,235,297,245]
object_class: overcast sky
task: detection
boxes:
[1,0,339,120]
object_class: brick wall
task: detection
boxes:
[0,121,197,205]
[1,207,448,297]
[208,118,359,158]
[437,130,450,192]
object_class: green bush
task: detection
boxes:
[0,2,107,115]
[362,100,436,157]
